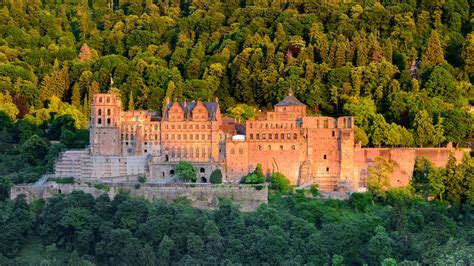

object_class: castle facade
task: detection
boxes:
[54,92,465,192]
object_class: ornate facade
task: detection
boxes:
[55,92,465,192]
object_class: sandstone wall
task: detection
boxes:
[10,182,268,212]
[354,147,467,188]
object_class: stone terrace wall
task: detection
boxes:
[10,182,268,212]
[354,147,467,188]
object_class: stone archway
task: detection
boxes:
[201,176,207,183]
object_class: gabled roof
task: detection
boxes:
[164,101,219,121]
[275,95,305,106]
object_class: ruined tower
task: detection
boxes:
[90,93,122,155]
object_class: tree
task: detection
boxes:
[158,235,174,266]
[367,157,394,201]
[0,92,19,121]
[176,161,197,182]
[370,114,389,147]
[422,31,445,66]
[21,134,50,165]
[227,104,255,123]
[128,91,134,111]
[137,176,147,184]
[71,83,81,109]
[210,169,223,184]
[269,172,291,192]
[413,110,436,147]
[368,226,394,265]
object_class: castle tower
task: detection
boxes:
[90,93,122,156]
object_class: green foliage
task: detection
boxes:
[269,172,291,192]
[227,104,255,123]
[176,161,197,182]
[137,176,147,184]
[368,157,394,201]
[210,169,222,184]
[49,177,74,184]
[240,164,266,184]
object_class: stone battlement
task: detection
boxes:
[10,182,268,212]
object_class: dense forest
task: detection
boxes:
[0,188,473,265]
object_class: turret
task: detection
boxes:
[90,93,122,156]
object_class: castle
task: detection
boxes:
[54,92,465,192]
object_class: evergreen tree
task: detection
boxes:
[71,83,81,109]
[128,91,134,111]
[422,30,445,66]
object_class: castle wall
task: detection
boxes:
[10,183,268,212]
[354,148,466,188]
[225,141,250,182]
[150,161,223,183]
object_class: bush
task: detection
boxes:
[240,164,266,184]
[210,169,223,184]
[310,184,319,197]
[176,161,197,182]
[49,177,74,184]
[269,172,291,192]
[255,184,264,190]
[137,176,147,183]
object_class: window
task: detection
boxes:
[275,133,278,140]
[332,131,335,137]
[324,154,327,159]
[291,145,295,150]
[280,145,283,150]
[107,118,111,125]
[281,133,285,140]
[98,109,102,115]
[201,125,205,129]
[262,133,266,140]
[256,134,260,140]
[239,148,243,154]
[196,134,199,140]
[326,167,329,172]
[98,118,102,124]
[107,109,111,115]
[293,133,297,140]
[106,97,110,103]
[190,134,193,140]
[258,145,262,151]
[268,145,271,150]
[184,125,187,129]
[269,133,272,140]
[172,125,175,129]
[250,134,254,140]
[144,149,147,153]
[178,125,181,129]
[324,120,329,128]
[99,97,103,103]
[250,123,253,129]
[287,133,291,139]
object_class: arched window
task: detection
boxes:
[269,133,272,140]
[262,133,266,140]
[107,109,111,115]
[275,133,278,140]
[98,109,102,115]
[281,133,285,140]
[256,134,260,140]
[293,133,297,140]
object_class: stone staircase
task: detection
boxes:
[54,150,92,178]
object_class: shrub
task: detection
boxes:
[310,184,319,197]
[269,172,291,192]
[137,175,147,183]
[210,169,223,184]
[255,184,264,190]
[176,161,197,182]
[49,177,74,184]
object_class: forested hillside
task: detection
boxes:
[1,190,473,265]
[0,0,473,148]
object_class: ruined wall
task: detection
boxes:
[354,147,467,188]
[226,141,250,182]
[11,183,268,212]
